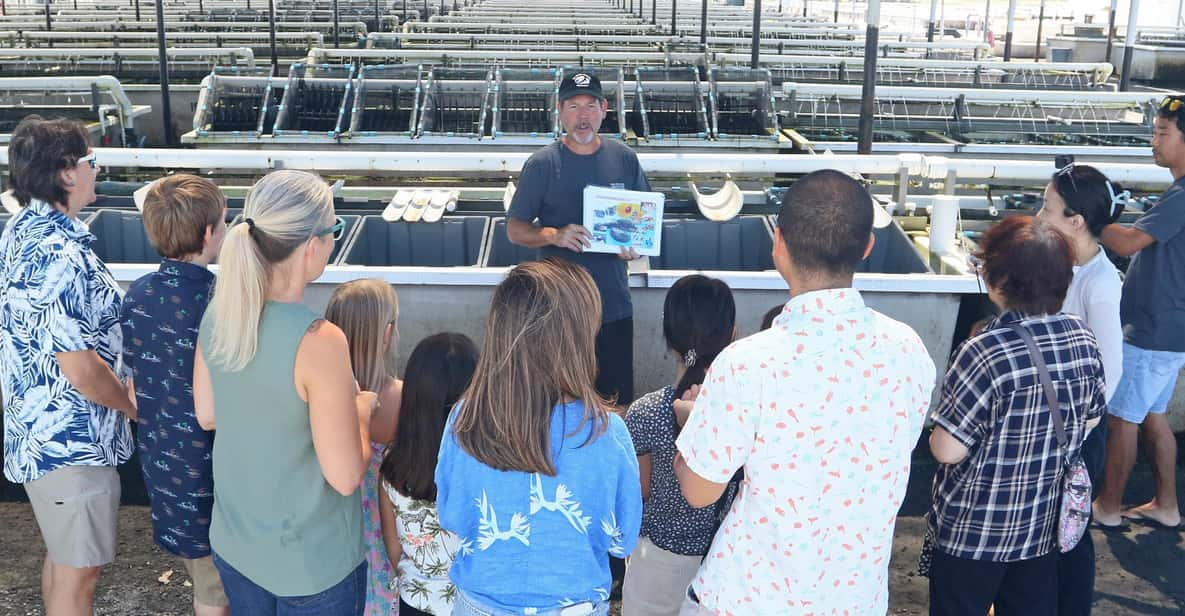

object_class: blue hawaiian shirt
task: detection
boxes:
[436,401,642,613]
[0,200,133,484]
[119,260,216,559]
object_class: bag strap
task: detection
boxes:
[1007,323,1068,451]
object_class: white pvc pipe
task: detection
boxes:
[722,52,1112,74]
[0,75,139,129]
[782,81,1173,104]
[0,46,256,66]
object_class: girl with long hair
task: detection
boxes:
[621,275,736,616]
[436,258,642,616]
[194,170,376,615]
[325,279,403,616]
[378,333,478,616]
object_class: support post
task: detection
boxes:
[1003,0,1016,61]
[857,0,880,154]
[155,0,174,145]
[671,0,677,36]
[1034,0,1045,60]
[803,0,808,18]
[700,0,708,49]
[135,0,141,21]
[983,0,991,42]
[751,0,762,68]
[652,0,656,26]
[1178,0,1183,28]
[1105,0,1118,63]
[333,0,341,47]
[1120,0,1140,90]
[834,0,839,22]
[927,0,937,44]
[267,0,279,73]
[44,1,51,31]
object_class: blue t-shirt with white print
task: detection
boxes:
[436,400,642,613]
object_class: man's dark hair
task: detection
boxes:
[1157,97,1185,138]
[7,115,90,208]
[776,169,874,277]
[975,215,1073,316]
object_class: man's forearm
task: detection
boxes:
[77,368,136,419]
[507,219,556,249]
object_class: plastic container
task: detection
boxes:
[340,215,489,267]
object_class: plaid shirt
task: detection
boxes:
[929,311,1106,562]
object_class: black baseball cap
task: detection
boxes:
[559,72,605,102]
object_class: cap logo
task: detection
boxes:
[573,73,592,87]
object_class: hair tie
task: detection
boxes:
[684,349,697,367]
[1105,181,1131,217]
[243,217,256,230]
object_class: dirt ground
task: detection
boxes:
[1,447,1183,615]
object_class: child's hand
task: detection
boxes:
[673,384,701,428]
[356,391,379,422]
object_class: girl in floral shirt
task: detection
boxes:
[379,333,478,615]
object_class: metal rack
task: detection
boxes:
[0,47,256,83]
[708,67,780,143]
[273,63,357,137]
[490,67,559,141]
[348,64,422,138]
[632,67,709,141]
[417,67,492,139]
[0,75,149,146]
[191,69,282,138]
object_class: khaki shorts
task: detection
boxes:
[181,555,229,608]
[25,465,120,568]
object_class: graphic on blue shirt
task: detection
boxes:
[436,400,642,612]
[119,260,216,559]
[0,200,132,484]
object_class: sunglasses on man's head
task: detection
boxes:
[1161,96,1185,113]
[316,216,346,241]
[77,152,97,169]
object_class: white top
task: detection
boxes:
[1061,248,1124,402]
[676,288,937,616]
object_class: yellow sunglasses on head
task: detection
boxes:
[1161,96,1185,112]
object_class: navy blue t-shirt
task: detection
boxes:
[1122,177,1185,352]
[119,260,216,559]
[507,139,651,324]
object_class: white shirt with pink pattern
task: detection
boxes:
[676,288,936,616]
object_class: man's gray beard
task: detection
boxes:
[568,128,597,145]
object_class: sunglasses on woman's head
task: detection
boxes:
[316,216,346,241]
[77,152,97,169]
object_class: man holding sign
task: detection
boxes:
[507,71,650,407]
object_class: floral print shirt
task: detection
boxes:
[0,200,132,484]
[119,260,215,558]
[383,480,460,615]
[676,289,936,616]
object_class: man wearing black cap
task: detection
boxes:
[507,71,649,407]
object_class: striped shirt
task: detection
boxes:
[929,311,1107,562]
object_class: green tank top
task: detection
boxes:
[199,301,364,596]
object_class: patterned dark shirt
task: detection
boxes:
[928,311,1107,563]
[119,260,215,559]
[625,386,721,556]
[0,200,132,484]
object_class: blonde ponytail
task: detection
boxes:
[206,170,335,371]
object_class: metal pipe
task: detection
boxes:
[1178,0,1183,28]
[1003,0,1016,60]
[0,76,140,131]
[154,0,172,146]
[700,0,708,49]
[44,1,51,32]
[834,0,839,23]
[783,81,1162,104]
[803,0,808,18]
[857,0,880,155]
[267,0,278,73]
[670,0,677,36]
[927,0,937,45]
[1105,0,1118,63]
[651,0,656,25]
[1034,0,1045,60]
[983,0,991,43]
[1120,0,1140,90]
[333,0,341,48]
[751,0,762,68]
[135,0,140,21]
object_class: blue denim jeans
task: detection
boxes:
[452,589,609,616]
[211,552,366,616]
